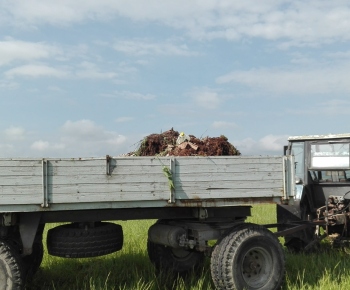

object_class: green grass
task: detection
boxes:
[26,205,350,290]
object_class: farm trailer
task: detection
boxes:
[0,154,291,290]
[3,133,350,290]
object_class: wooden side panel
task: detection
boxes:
[0,156,285,211]
[0,159,43,204]
[174,156,284,199]
[48,157,171,204]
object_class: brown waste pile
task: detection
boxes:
[131,128,241,156]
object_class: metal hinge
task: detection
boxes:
[41,159,49,208]
[168,158,176,204]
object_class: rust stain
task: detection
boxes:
[176,197,278,207]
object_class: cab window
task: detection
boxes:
[309,170,350,183]
[310,143,350,169]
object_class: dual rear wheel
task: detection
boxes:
[0,240,23,290]
[0,235,44,290]
[210,224,285,290]
[147,222,285,290]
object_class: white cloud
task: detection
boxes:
[31,140,49,151]
[315,99,350,115]
[0,143,14,156]
[48,86,65,92]
[113,39,198,56]
[75,61,117,80]
[288,99,350,116]
[22,120,128,156]
[108,91,156,100]
[1,120,128,157]
[0,38,61,66]
[0,80,18,89]
[4,60,122,82]
[216,64,350,96]
[325,50,350,59]
[157,103,193,116]
[61,120,105,141]
[60,119,127,156]
[31,140,65,151]
[115,117,134,123]
[5,64,69,78]
[211,121,238,130]
[0,39,122,82]
[234,134,289,155]
[259,135,288,152]
[190,88,222,109]
[2,1,350,46]
[4,126,25,141]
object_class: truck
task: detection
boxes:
[278,133,350,253]
[1,133,350,290]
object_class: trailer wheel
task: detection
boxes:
[47,222,123,258]
[147,240,205,276]
[0,240,23,290]
[210,241,224,288]
[211,224,285,290]
[210,222,247,289]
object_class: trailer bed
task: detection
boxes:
[0,155,291,213]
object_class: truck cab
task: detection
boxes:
[278,133,350,251]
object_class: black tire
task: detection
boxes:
[0,240,24,290]
[47,222,123,258]
[147,240,205,276]
[210,222,247,289]
[210,241,224,289]
[211,224,285,290]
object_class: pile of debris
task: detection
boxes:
[130,128,240,156]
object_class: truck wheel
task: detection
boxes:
[210,241,224,289]
[147,240,205,276]
[210,222,247,289]
[0,240,23,290]
[211,224,285,290]
[47,222,123,258]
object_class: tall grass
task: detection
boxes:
[26,205,350,290]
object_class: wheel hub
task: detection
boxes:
[241,247,272,288]
[243,250,262,276]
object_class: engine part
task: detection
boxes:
[148,223,186,249]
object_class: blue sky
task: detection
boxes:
[1,1,350,157]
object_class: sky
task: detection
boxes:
[1,0,350,158]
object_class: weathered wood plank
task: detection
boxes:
[0,187,42,204]
[0,159,43,167]
[0,172,281,187]
[0,156,282,169]
[176,180,282,189]
[51,192,169,203]
[0,179,281,195]
[174,171,282,182]
[0,155,286,210]
[175,189,283,200]
[0,167,42,176]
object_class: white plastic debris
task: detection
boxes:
[176,132,191,145]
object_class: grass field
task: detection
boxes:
[26,205,350,290]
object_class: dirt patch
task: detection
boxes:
[130,128,240,156]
